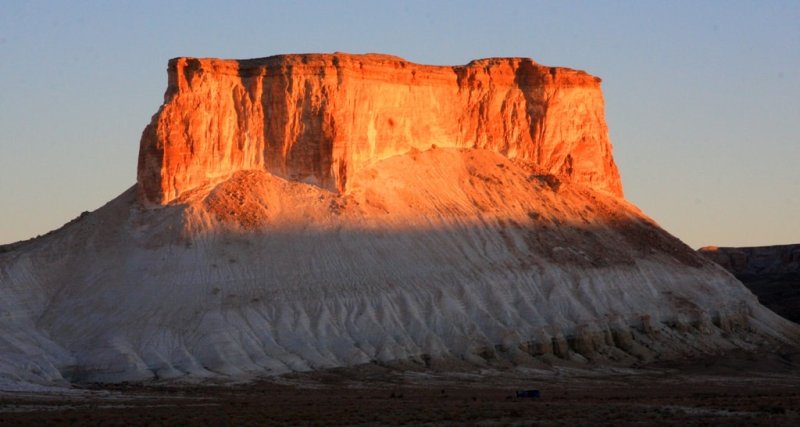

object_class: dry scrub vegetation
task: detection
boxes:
[2,350,799,426]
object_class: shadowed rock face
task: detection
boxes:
[699,245,800,277]
[137,53,622,205]
[699,245,800,323]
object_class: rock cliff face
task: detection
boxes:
[137,53,622,205]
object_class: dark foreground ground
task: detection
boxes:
[2,351,799,426]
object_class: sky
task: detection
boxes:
[0,0,798,249]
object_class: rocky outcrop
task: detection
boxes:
[137,53,622,205]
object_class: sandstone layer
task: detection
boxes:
[137,53,622,205]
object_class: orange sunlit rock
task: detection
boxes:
[137,53,622,205]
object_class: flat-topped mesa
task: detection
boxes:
[137,53,623,205]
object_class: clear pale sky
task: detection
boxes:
[1,1,798,248]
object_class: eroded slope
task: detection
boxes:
[1,148,796,385]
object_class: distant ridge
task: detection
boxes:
[700,245,800,323]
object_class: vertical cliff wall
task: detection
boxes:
[137,53,622,205]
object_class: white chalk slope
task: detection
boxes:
[0,148,797,385]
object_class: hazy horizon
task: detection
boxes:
[1,1,798,249]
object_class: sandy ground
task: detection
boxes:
[1,350,799,426]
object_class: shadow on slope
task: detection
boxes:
[2,149,798,385]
